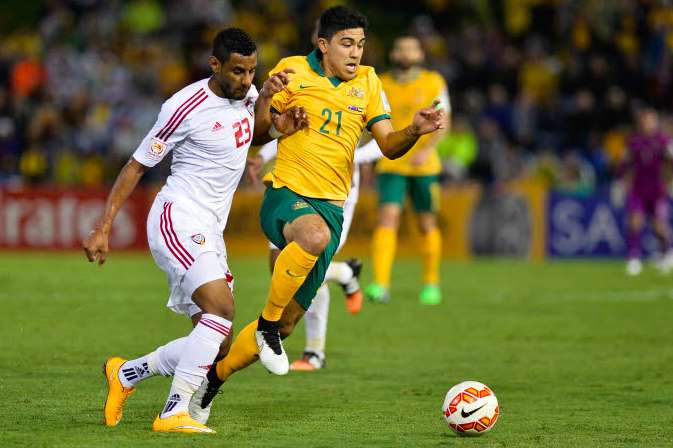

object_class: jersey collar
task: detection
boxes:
[307,49,342,88]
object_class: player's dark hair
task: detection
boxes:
[317,6,368,41]
[212,27,257,63]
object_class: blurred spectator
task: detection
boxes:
[437,114,477,182]
[0,0,672,192]
[556,149,596,196]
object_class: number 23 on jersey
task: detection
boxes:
[233,118,251,148]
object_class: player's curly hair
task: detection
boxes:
[212,27,257,63]
[317,6,368,41]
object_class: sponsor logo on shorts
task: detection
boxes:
[292,201,309,210]
[191,233,206,245]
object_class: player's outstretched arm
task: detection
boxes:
[371,100,445,160]
[82,158,149,265]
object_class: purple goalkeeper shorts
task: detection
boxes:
[627,190,669,220]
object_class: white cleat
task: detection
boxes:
[188,382,212,425]
[256,329,289,375]
[626,258,643,276]
[188,366,224,425]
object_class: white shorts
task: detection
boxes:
[268,165,360,254]
[147,193,234,317]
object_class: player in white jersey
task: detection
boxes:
[82,28,304,434]
[246,136,383,371]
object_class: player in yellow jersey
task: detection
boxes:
[190,6,445,421]
[364,35,450,306]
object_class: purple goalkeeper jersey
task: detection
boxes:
[625,131,671,196]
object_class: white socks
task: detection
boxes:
[115,314,232,418]
[161,314,231,418]
[117,337,187,388]
[148,337,188,377]
[118,355,152,388]
[304,284,330,359]
[325,261,353,285]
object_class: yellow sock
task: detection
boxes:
[261,241,318,321]
[215,320,258,381]
[421,228,442,285]
[372,226,397,287]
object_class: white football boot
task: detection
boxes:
[256,328,289,375]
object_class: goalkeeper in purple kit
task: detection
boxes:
[621,107,673,275]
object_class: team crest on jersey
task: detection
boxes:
[191,233,206,245]
[292,201,309,211]
[245,99,254,116]
[149,138,166,157]
[348,105,364,113]
[347,87,365,98]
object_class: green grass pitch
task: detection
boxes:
[1,252,673,447]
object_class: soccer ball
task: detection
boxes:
[442,381,499,436]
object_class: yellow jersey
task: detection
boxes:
[376,69,449,176]
[269,50,391,201]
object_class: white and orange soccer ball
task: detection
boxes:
[442,381,500,436]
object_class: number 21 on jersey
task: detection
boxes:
[320,108,342,136]
[233,118,251,148]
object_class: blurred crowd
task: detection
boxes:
[1,0,673,195]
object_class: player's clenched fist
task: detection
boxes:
[272,107,309,135]
[260,68,295,99]
[83,228,109,266]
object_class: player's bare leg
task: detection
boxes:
[366,203,400,303]
[103,311,233,427]
[418,211,442,305]
[256,214,329,375]
[153,277,234,434]
[626,213,644,276]
[194,298,306,412]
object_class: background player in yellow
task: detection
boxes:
[364,35,450,306]
[190,6,446,417]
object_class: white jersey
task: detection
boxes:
[133,78,258,232]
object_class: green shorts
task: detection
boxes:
[377,173,440,212]
[259,186,343,310]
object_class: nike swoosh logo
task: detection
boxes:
[285,269,305,278]
[461,403,486,418]
[299,84,311,89]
